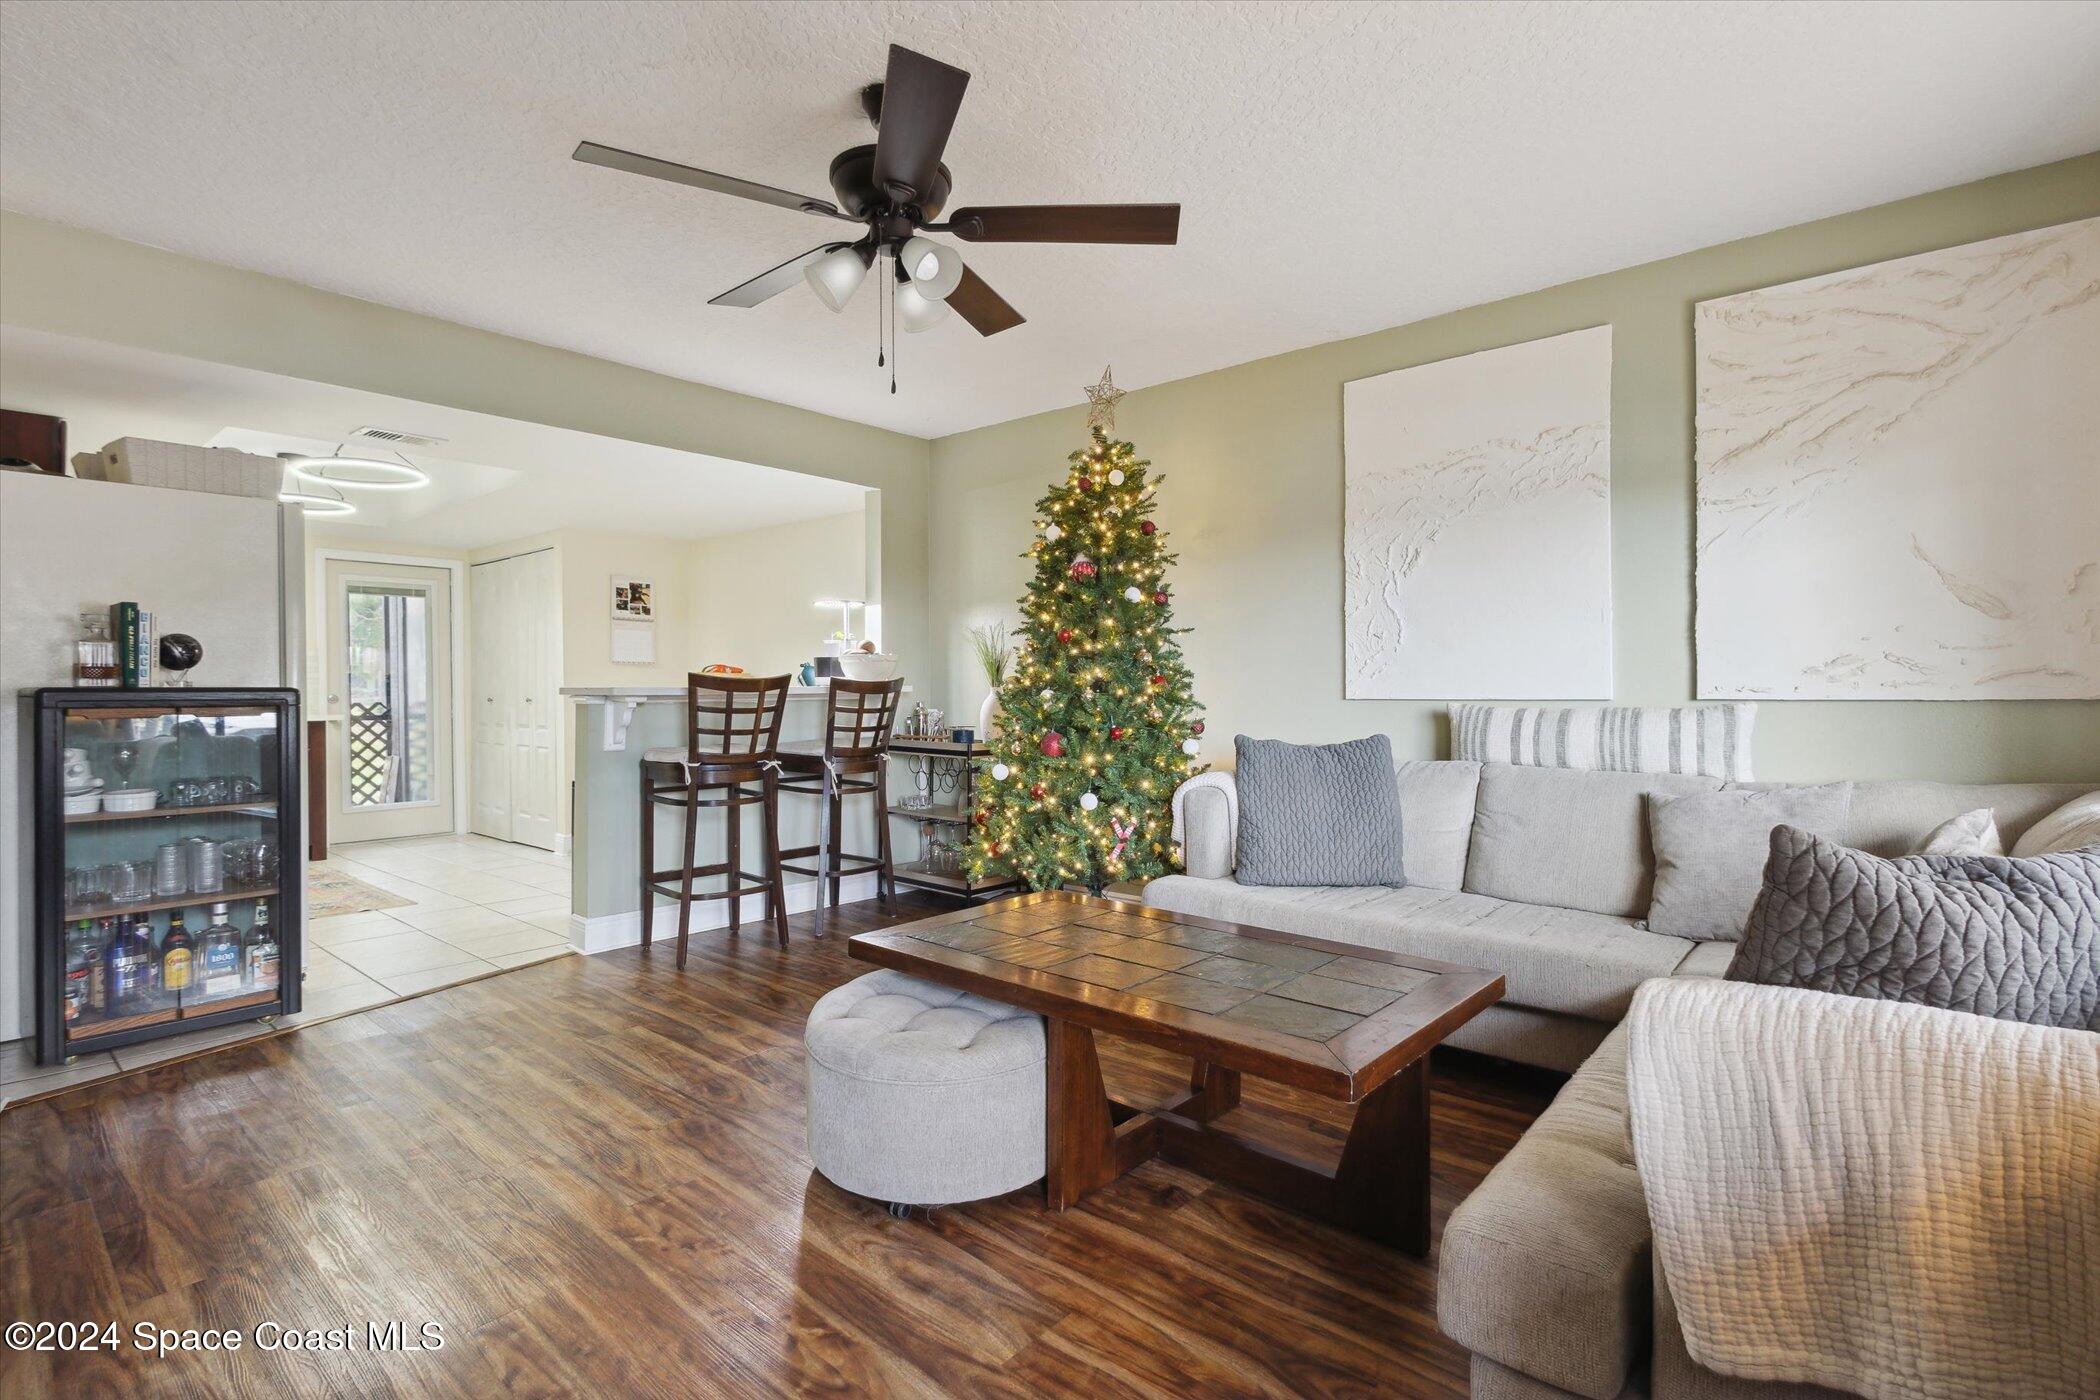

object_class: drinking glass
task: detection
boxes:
[154,843,187,897]
[114,860,154,905]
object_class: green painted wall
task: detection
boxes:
[927,153,2100,784]
[0,210,935,689]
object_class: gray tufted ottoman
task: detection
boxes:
[804,969,1047,1208]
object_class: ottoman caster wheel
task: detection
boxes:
[886,1202,913,1220]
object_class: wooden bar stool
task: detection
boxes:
[777,677,904,917]
[639,673,792,964]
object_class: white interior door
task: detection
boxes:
[324,559,456,843]
[469,549,560,851]
[469,559,513,841]
[508,549,560,850]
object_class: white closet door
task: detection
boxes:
[469,557,514,841]
[508,549,560,851]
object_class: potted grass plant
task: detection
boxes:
[969,622,1013,740]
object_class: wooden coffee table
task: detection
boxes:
[848,891,1503,1254]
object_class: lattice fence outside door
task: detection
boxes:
[348,700,394,806]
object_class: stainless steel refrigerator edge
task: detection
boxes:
[0,471,304,1043]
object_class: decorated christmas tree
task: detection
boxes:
[970,388,1203,894]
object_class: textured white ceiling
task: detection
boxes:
[3,1,2098,438]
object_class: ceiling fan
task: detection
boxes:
[573,43,1178,379]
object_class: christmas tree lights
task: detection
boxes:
[969,426,1203,893]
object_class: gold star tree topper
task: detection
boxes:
[1083,365,1126,433]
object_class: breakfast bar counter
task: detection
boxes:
[563,683,909,949]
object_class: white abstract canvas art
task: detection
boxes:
[1344,326,1613,699]
[1696,218,2100,699]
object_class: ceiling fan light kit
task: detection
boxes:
[894,279,950,333]
[805,242,875,312]
[572,43,1180,384]
[899,235,963,300]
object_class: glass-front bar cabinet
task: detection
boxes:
[32,688,303,1064]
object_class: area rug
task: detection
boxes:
[307,868,413,918]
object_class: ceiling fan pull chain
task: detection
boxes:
[877,250,887,367]
[890,263,899,395]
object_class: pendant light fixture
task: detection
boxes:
[277,470,356,516]
[283,446,430,490]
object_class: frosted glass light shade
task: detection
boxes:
[899,236,964,300]
[896,280,951,333]
[805,244,872,312]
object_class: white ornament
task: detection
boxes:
[1044,524,1062,542]
[1182,738,1201,756]
[1107,469,1125,486]
[1124,586,1143,602]
[990,763,1010,781]
[1079,792,1100,811]
[1041,688,1054,700]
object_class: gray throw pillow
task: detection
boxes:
[1234,734,1406,888]
[1729,825,2100,1031]
[1645,783,1853,940]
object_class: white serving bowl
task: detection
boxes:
[63,792,103,817]
[101,788,159,813]
[836,652,900,682]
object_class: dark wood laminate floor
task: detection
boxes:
[1,894,1561,1398]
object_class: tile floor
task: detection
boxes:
[1,832,573,1107]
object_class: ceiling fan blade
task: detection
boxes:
[944,204,1180,244]
[947,264,1024,336]
[709,244,843,308]
[870,45,970,206]
[573,140,856,221]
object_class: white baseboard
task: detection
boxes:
[569,873,881,954]
[554,833,572,856]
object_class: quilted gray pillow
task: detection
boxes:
[1729,825,2100,1031]
[1234,734,1406,888]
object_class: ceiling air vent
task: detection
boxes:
[346,426,448,449]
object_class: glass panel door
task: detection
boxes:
[323,559,454,843]
[346,582,434,809]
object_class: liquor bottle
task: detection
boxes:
[103,917,154,1012]
[242,900,279,993]
[63,920,99,1026]
[88,918,115,1012]
[197,904,243,998]
[160,911,196,994]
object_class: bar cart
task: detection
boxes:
[32,688,302,1065]
[886,734,1021,901]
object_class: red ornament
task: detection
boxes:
[1040,731,1066,758]
[1152,590,1168,605]
[1069,555,1098,581]
[1030,783,1047,799]
[1192,719,1206,736]
[1150,674,1166,687]
[1056,628,1074,644]
[1140,520,1157,536]
[1109,725,1125,740]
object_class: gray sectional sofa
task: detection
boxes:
[1145,761,2090,1399]
[1148,761,2084,1073]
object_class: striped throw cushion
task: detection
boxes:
[1449,703,1755,781]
